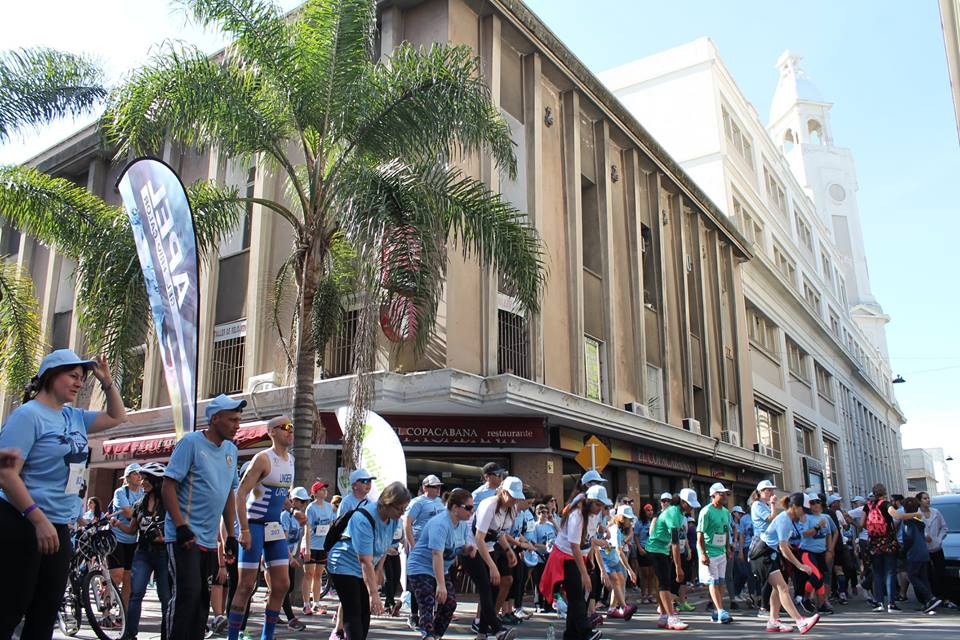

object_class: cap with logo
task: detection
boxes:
[756,480,777,492]
[616,504,637,520]
[659,492,673,501]
[708,482,731,496]
[482,462,507,477]
[580,469,607,485]
[679,488,700,509]
[422,474,443,487]
[38,349,97,379]
[586,485,613,506]
[123,463,142,477]
[311,481,329,494]
[349,468,376,484]
[205,394,247,422]
[290,486,310,501]
[501,476,525,500]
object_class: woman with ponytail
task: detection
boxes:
[0,350,126,639]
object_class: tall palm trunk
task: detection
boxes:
[292,249,321,489]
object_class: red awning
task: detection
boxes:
[103,421,270,461]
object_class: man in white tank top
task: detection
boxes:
[227,416,296,640]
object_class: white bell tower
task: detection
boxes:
[767,51,890,360]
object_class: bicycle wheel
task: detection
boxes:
[318,564,332,600]
[81,570,126,640]
[57,586,80,637]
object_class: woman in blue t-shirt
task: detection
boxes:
[327,481,411,640]
[0,350,126,639]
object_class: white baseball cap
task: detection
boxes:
[501,476,525,500]
[679,488,700,509]
[422,474,443,487]
[349,468,376,484]
[852,495,866,504]
[756,480,777,492]
[586,485,613,506]
[616,504,637,520]
[827,494,842,505]
[709,482,731,496]
[732,506,745,514]
[580,469,607,485]
[659,492,673,501]
[290,486,310,501]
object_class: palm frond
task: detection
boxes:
[185,180,247,260]
[0,47,106,142]
[348,43,517,178]
[0,262,43,391]
[102,43,291,162]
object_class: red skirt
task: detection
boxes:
[539,547,575,605]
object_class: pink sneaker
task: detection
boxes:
[666,615,688,630]
[797,614,820,634]
[766,619,794,633]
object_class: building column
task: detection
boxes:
[522,52,545,384]
[243,157,276,387]
[623,150,647,407]
[196,147,223,399]
[594,120,617,403]
[561,90,584,395]
[479,14,501,377]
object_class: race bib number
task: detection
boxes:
[526,519,536,534]
[393,526,403,541]
[711,533,727,548]
[314,524,330,537]
[264,521,285,542]
[65,462,85,496]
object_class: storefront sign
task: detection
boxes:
[632,448,697,475]
[323,414,547,448]
[559,427,698,475]
[103,421,269,461]
[697,461,737,482]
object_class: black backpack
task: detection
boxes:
[322,500,376,554]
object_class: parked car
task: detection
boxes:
[931,494,960,601]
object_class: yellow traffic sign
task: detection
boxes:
[575,435,611,473]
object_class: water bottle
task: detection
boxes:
[546,623,556,640]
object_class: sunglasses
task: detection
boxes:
[623,499,634,504]
[358,479,373,484]
[458,504,475,512]
[273,422,294,432]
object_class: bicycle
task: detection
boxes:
[57,517,127,640]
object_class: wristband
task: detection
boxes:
[22,503,39,517]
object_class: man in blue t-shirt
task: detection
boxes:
[107,463,143,609]
[162,394,244,640]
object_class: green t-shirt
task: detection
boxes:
[696,504,731,557]
[646,504,685,555]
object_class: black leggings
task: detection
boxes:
[0,500,73,640]
[562,559,590,640]
[383,554,401,606]
[462,552,503,634]
[281,563,297,621]
[331,573,371,639]
[167,543,218,640]
[511,557,529,608]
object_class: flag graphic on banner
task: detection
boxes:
[117,158,199,438]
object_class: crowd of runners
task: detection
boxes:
[0,349,956,640]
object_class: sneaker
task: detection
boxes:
[211,615,228,634]
[607,609,624,619]
[711,610,719,622]
[923,598,943,613]
[758,608,770,618]
[499,612,520,625]
[586,631,602,640]
[495,630,517,640]
[872,603,885,612]
[796,614,820,635]
[887,603,901,612]
[666,615,689,631]
[945,600,958,610]
[719,609,733,623]
[817,604,834,615]
[470,622,481,635]
[678,601,696,612]
[766,620,794,633]
[797,599,815,615]
[287,618,307,632]
[514,607,532,620]
[657,615,669,628]
[328,631,343,640]
[302,605,313,616]
[588,612,604,627]
[838,593,848,605]
[623,604,638,621]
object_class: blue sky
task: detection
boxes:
[2,1,958,473]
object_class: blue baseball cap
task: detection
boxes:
[586,485,613,506]
[38,349,96,378]
[205,394,247,422]
[123,463,141,477]
[581,469,607,485]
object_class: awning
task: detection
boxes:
[102,421,270,461]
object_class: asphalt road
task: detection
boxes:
[53,587,960,639]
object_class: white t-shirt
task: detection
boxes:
[474,496,517,551]
[848,507,869,541]
[554,509,600,557]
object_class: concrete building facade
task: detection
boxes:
[903,448,940,495]
[1,1,781,507]
[601,38,906,501]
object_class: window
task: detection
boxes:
[795,212,813,252]
[497,310,530,379]
[836,274,848,309]
[52,310,72,350]
[764,163,787,215]
[219,166,254,258]
[786,337,809,382]
[821,252,833,285]
[732,194,763,251]
[823,439,840,493]
[828,308,840,337]
[584,335,605,402]
[747,305,779,355]
[815,363,835,402]
[330,308,362,378]
[641,225,657,309]
[722,105,755,170]
[803,277,822,315]
[794,420,815,456]
[581,179,602,274]
[773,242,796,287]
[210,321,246,396]
[755,402,783,459]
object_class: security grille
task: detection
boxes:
[210,336,245,396]
[497,309,529,379]
[330,309,361,378]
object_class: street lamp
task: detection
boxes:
[892,375,906,384]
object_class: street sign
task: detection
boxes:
[575,435,611,473]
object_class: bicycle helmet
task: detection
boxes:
[138,461,166,479]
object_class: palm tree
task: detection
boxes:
[0,47,109,391]
[103,0,545,481]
